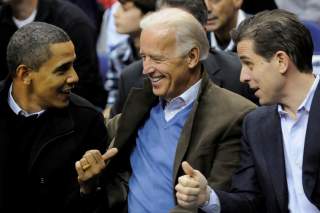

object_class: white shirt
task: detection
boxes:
[8,84,45,117]
[12,9,37,28]
[209,10,246,52]
[162,80,201,122]
[278,75,319,213]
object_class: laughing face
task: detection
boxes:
[140,28,198,101]
[238,39,285,105]
[29,41,79,109]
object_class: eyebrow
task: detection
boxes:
[53,62,73,73]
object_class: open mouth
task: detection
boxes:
[149,76,164,83]
[60,87,74,95]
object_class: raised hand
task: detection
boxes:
[175,161,210,208]
[75,148,118,194]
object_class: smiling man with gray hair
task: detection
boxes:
[75,8,255,213]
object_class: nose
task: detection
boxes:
[204,0,212,12]
[142,56,154,75]
[240,66,251,83]
[67,67,79,84]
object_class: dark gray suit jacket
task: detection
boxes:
[110,49,257,117]
[215,82,320,213]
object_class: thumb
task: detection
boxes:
[182,161,195,177]
[102,147,118,161]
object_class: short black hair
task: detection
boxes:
[7,22,70,76]
[232,9,313,72]
[119,0,156,14]
[157,0,207,26]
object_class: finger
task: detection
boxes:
[79,158,91,170]
[177,198,197,208]
[175,183,201,196]
[176,191,198,203]
[182,161,194,177]
[84,150,104,165]
[75,161,84,176]
[178,175,200,188]
[102,147,118,161]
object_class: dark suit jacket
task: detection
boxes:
[215,82,320,213]
[0,81,108,212]
[91,71,256,213]
[110,49,258,117]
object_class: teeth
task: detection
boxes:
[150,76,163,83]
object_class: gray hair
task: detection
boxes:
[140,8,209,60]
[7,22,70,76]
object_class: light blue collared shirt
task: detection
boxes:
[278,75,319,213]
[8,84,45,117]
[203,75,320,213]
[161,80,201,122]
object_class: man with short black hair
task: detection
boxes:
[0,22,114,213]
[174,9,320,213]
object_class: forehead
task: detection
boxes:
[237,40,257,58]
[48,41,76,59]
[140,28,176,54]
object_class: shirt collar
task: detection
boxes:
[278,75,319,115]
[8,84,45,117]
[161,79,202,110]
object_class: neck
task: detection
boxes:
[214,11,239,49]
[11,0,38,20]
[12,81,43,113]
[281,72,315,119]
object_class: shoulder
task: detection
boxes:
[69,93,101,116]
[244,105,277,125]
[41,0,94,28]
[208,49,241,70]
[121,60,143,78]
[120,60,144,88]
[203,81,256,113]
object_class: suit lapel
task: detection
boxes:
[303,83,320,200]
[172,72,210,183]
[113,80,158,151]
[261,106,288,212]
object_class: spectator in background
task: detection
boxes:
[64,0,103,30]
[0,0,107,109]
[275,0,320,24]
[100,0,156,110]
[0,22,110,213]
[204,0,246,52]
[174,9,320,213]
[75,8,255,213]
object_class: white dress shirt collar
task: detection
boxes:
[8,84,45,117]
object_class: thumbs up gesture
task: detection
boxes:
[75,147,118,194]
[175,161,210,208]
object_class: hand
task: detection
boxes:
[75,148,118,194]
[175,161,210,208]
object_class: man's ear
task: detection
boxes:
[274,51,289,74]
[16,65,32,85]
[186,47,200,69]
